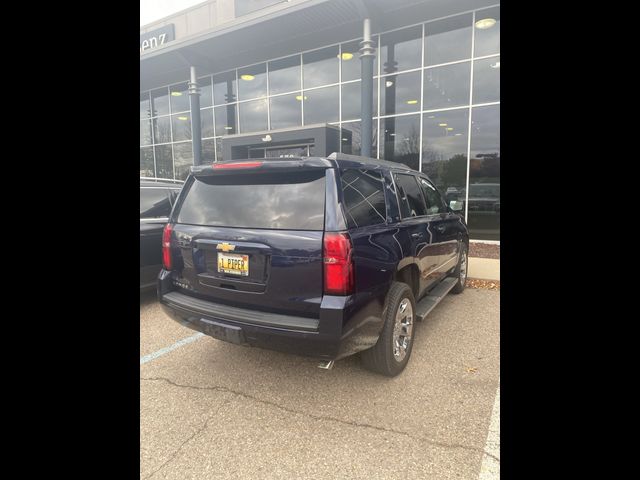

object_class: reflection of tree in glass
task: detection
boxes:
[154,118,172,143]
[422,148,467,200]
[394,123,420,170]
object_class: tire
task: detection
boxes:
[450,242,468,294]
[361,282,416,377]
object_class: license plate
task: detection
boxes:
[217,252,249,276]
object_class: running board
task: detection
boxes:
[415,277,458,321]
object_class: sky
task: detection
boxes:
[140,0,206,26]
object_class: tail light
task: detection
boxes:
[162,224,173,270]
[213,161,263,169]
[323,232,354,295]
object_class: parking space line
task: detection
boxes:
[478,380,500,480]
[140,332,204,365]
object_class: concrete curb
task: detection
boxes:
[468,257,500,281]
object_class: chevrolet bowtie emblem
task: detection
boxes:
[217,242,236,252]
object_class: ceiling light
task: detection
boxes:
[438,123,447,127]
[454,133,462,136]
[224,126,233,130]
[406,99,418,105]
[295,95,307,101]
[490,61,500,69]
[240,74,255,81]
[340,52,354,60]
[385,80,394,87]
[177,116,188,121]
[171,91,183,96]
[446,127,453,131]
[428,115,435,119]
[390,133,396,136]
[475,18,496,29]
[342,137,348,141]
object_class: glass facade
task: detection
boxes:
[140,5,500,240]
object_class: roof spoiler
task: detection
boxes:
[191,157,332,175]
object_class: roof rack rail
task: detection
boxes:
[139,177,184,183]
[327,152,413,171]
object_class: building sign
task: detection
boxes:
[140,24,175,53]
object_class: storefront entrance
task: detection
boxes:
[248,143,315,158]
[221,124,339,161]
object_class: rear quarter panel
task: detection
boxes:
[332,168,408,358]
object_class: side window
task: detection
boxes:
[418,178,446,215]
[140,188,172,218]
[394,173,427,218]
[340,169,387,228]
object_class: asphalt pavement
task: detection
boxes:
[140,287,500,479]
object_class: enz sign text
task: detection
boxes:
[140,25,175,53]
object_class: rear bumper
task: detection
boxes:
[157,269,387,360]
[159,289,344,360]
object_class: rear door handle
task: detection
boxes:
[435,224,447,233]
[411,233,423,239]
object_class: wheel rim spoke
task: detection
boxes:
[392,299,413,362]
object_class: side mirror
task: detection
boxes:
[449,200,464,212]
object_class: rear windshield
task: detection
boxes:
[176,171,326,230]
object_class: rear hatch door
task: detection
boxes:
[171,161,329,318]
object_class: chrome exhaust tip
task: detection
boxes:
[317,360,335,370]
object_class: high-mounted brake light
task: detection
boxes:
[213,161,263,169]
[323,232,354,295]
[162,224,173,270]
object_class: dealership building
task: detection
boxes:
[140,0,500,240]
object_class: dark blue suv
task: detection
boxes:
[158,153,469,376]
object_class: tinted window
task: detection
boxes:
[177,171,326,230]
[239,99,268,132]
[171,113,191,141]
[238,63,267,100]
[303,46,339,88]
[394,174,427,218]
[150,88,169,116]
[418,177,445,215]
[473,56,500,104]
[424,62,471,110]
[340,169,386,228]
[202,139,216,163]
[268,55,301,94]
[424,14,473,66]
[140,119,152,145]
[380,25,422,73]
[421,109,469,206]
[380,115,420,171]
[154,145,173,179]
[215,104,238,135]
[341,121,377,156]
[201,107,214,138]
[474,6,500,57]
[173,142,193,181]
[140,147,154,177]
[213,71,237,105]
[269,93,301,129]
[140,92,151,119]
[140,188,171,218]
[341,82,361,121]
[169,82,190,113]
[380,71,421,115]
[199,76,213,108]
[153,116,171,144]
[303,85,338,124]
